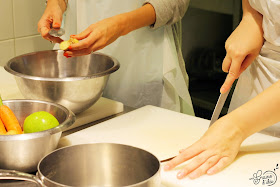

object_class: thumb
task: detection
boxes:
[220,58,242,94]
[52,13,63,28]
[220,73,235,94]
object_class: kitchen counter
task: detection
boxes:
[1,105,280,187]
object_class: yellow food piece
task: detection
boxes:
[69,38,79,44]
[59,41,70,51]
[59,38,79,50]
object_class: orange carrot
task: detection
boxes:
[0,118,7,135]
[0,95,22,134]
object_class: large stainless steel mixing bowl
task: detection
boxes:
[0,99,75,172]
[4,50,120,114]
[0,143,161,187]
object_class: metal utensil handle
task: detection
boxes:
[209,88,231,127]
[0,169,43,186]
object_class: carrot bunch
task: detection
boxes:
[0,95,23,135]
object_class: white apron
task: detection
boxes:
[228,0,280,135]
[56,0,194,114]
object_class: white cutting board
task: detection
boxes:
[0,66,124,131]
[58,105,208,159]
[59,105,280,187]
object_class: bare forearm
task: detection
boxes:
[47,0,67,12]
[119,3,156,36]
[228,80,280,139]
[241,0,263,36]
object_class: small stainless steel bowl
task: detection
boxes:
[4,50,120,114]
[0,99,75,172]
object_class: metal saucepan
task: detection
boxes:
[0,143,161,187]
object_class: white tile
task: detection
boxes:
[13,0,45,37]
[15,35,54,56]
[0,39,15,66]
[0,0,14,40]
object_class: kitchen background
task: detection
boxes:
[0,0,242,120]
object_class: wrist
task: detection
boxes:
[118,3,156,36]
[217,114,248,143]
[226,108,257,141]
[46,0,67,12]
[242,10,263,30]
[116,13,131,36]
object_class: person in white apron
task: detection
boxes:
[38,0,194,115]
[164,0,280,179]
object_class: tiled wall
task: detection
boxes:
[0,0,54,66]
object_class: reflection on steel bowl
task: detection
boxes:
[4,50,120,114]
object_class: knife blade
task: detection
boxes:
[209,87,231,127]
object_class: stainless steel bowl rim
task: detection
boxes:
[0,99,76,141]
[37,143,161,187]
[4,51,120,82]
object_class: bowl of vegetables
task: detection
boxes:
[0,97,75,172]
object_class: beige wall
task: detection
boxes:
[0,0,54,66]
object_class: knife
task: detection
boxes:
[209,87,231,127]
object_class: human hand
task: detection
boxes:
[220,17,264,94]
[63,15,126,57]
[37,0,66,43]
[163,116,244,179]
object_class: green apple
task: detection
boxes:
[23,111,59,133]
